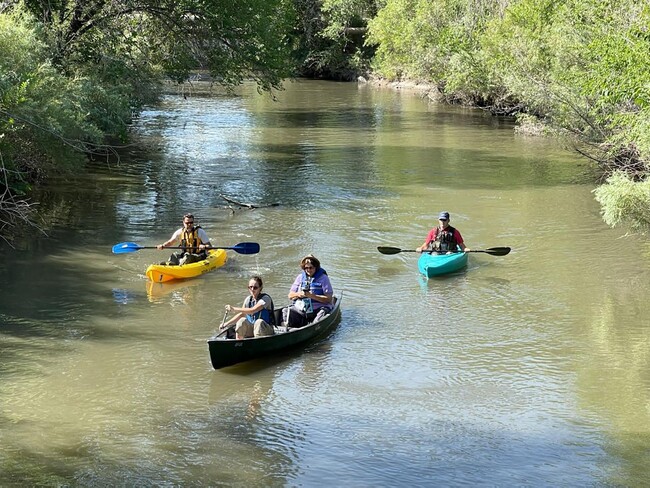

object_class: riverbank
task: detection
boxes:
[357,75,442,101]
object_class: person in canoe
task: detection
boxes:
[156,213,212,265]
[285,254,334,328]
[416,211,470,254]
[220,276,275,339]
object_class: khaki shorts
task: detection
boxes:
[235,318,275,338]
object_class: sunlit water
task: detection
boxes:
[1,80,650,486]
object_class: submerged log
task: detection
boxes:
[220,195,280,209]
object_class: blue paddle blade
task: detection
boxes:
[112,242,143,254]
[111,241,258,254]
[232,242,260,255]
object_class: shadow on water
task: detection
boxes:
[0,238,167,379]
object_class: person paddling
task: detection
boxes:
[416,211,470,254]
[157,213,212,265]
[220,276,275,339]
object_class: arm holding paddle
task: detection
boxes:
[220,277,275,339]
[376,208,510,257]
[153,213,213,264]
[157,228,183,250]
[112,212,262,256]
[220,299,267,330]
[416,242,468,253]
[220,305,244,331]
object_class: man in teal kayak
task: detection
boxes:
[416,211,470,254]
[157,213,212,265]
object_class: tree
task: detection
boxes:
[293,0,378,80]
[22,0,296,91]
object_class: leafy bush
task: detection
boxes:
[593,172,650,234]
[0,10,107,177]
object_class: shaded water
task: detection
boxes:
[1,80,650,486]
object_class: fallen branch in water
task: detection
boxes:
[221,194,280,209]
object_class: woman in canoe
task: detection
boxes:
[286,255,334,328]
[220,276,275,339]
[156,213,212,265]
[416,211,470,254]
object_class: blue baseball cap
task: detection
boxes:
[438,211,450,220]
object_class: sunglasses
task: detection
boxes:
[248,285,260,289]
[184,221,194,224]
[304,265,315,270]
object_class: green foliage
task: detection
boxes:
[478,0,650,169]
[0,1,300,239]
[593,172,650,234]
[0,9,93,182]
[293,0,378,79]
[574,3,650,160]
[22,0,296,92]
[366,0,504,102]
[366,0,432,80]
[367,0,532,93]
[322,0,378,35]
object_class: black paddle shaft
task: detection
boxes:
[377,246,511,256]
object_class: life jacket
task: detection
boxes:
[429,225,459,252]
[296,268,330,313]
[244,293,275,325]
[299,268,328,296]
[180,226,203,253]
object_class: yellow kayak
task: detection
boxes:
[145,249,227,283]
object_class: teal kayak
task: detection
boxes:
[418,251,468,278]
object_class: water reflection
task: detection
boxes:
[207,363,300,485]
[145,279,206,304]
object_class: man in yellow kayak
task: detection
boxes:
[156,213,212,265]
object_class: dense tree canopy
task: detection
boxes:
[293,0,378,79]
[22,0,295,89]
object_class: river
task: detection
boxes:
[1,80,649,486]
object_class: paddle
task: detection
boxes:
[112,241,261,255]
[214,316,235,339]
[217,309,231,335]
[377,246,511,256]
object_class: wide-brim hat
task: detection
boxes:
[300,254,321,269]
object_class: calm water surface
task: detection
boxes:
[1,80,649,486]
